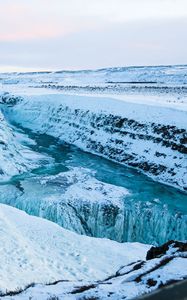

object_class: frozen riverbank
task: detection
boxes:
[0,109,42,179]
[1,91,186,191]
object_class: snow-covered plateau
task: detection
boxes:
[0,65,186,299]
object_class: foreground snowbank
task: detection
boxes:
[0,204,186,300]
[0,204,149,295]
[3,236,187,299]
[2,92,187,190]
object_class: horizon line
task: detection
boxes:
[1,63,187,74]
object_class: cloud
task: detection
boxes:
[1,0,187,42]
[0,1,106,42]
[0,18,186,71]
[0,0,187,71]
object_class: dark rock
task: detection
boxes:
[146,240,187,260]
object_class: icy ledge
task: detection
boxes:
[2,93,187,191]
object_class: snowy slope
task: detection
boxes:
[2,231,187,300]
[0,204,186,300]
[0,204,149,295]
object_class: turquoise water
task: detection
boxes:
[1,124,187,245]
[20,126,187,211]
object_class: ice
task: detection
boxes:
[0,167,186,245]
[0,167,129,241]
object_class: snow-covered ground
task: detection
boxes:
[0,203,149,296]
[11,250,186,300]
[1,65,187,112]
[0,204,186,300]
[1,64,187,85]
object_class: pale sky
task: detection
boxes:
[0,0,187,72]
